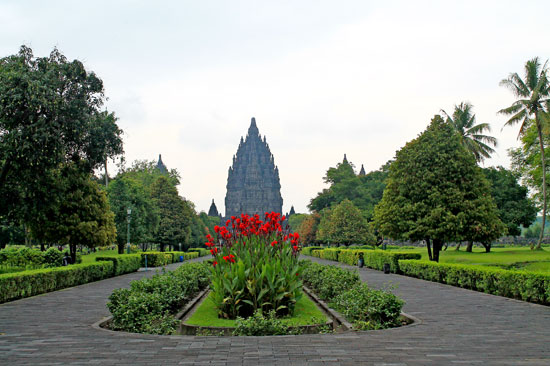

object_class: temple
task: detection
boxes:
[156,154,168,174]
[224,118,283,218]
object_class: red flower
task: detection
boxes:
[271,240,277,247]
[213,261,217,267]
[293,245,298,251]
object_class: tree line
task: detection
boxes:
[292,57,548,261]
[0,46,217,261]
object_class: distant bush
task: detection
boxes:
[301,246,323,256]
[43,247,64,267]
[140,252,172,267]
[0,247,44,268]
[301,261,359,301]
[399,260,550,305]
[187,248,209,257]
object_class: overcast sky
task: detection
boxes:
[2,0,549,215]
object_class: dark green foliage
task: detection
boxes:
[309,159,389,220]
[399,260,550,305]
[483,167,537,236]
[0,262,114,303]
[0,247,44,267]
[150,176,193,252]
[43,247,63,267]
[107,262,209,334]
[233,310,300,336]
[301,261,360,301]
[374,116,505,261]
[0,46,123,231]
[333,283,404,329]
[95,255,141,275]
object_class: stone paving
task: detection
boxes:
[0,255,549,365]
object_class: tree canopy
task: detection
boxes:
[316,199,375,245]
[374,115,504,261]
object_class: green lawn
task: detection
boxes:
[185,292,328,327]
[385,246,550,273]
[80,249,120,264]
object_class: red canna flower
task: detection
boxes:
[271,240,277,247]
[213,261,217,267]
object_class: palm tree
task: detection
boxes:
[442,102,497,163]
[499,57,550,250]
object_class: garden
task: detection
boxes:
[103,213,407,336]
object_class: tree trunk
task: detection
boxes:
[160,243,165,252]
[466,240,473,252]
[455,242,461,251]
[104,159,109,188]
[426,238,433,261]
[482,242,491,253]
[70,243,76,264]
[432,239,442,262]
[536,112,546,251]
[117,243,124,254]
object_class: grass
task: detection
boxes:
[81,249,120,264]
[185,291,328,327]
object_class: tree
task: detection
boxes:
[297,213,321,246]
[288,213,307,233]
[374,116,504,261]
[32,163,116,263]
[316,199,375,245]
[483,167,537,237]
[309,157,389,220]
[107,175,159,254]
[0,46,123,236]
[499,57,550,250]
[150,176,193,252]
[442,102,497,162]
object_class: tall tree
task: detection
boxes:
[0,46,123,232]
[32,163,116,263]
[297,213,321,246]
[499,57,550,250]
[442,102,497,162]
[150,176,193,252]
[107,175,159,254]
[374,116,504,261]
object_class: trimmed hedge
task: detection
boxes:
[0,262,114,303]
[399,260,550,305]
[184,252,199,260]
[140,252,172,267]
[187,248,209,257]
[301,246,323,256]
[95,255,142,275]
[310,249,421,273]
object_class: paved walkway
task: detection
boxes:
[0,256,549,366]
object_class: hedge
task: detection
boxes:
[301,246,323,256]
[95,255,142,275]
[184,252,199,260]
[0,262,114,304]
[140,252,173,267]
[399,260,550,305]
[309,249,421,273]
[187,248,209,257]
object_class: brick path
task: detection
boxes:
[0,256,549,365]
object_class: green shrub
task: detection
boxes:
[167,251,186,263]
[95,255,141,275]
[337,250,421,273]
[0,262,114,303]
[0,247,44,267]
[233,310,300,336]
[399,260,550,305]
[301,261,360,301]
[184,252,199,260]
[188,248,208,257]
[301,246,323,256]
[332,283,404,329]
[319,248,341,261]
[140,252,172,267]
[43,247,63,267]
[107,262,210,334]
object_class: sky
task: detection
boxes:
[2,0,549,215]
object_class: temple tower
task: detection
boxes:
[225,118,283,218]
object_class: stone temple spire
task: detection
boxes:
[225,118,283,218]
[343,154,348,164]
[156,154,168,174]
[208,199,219,217]
[359,164,366,176]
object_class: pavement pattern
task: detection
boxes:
[0,255,549,365]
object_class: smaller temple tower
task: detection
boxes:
[156,154,168,174]
[359,164,366,176]
[208,199,219,217]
